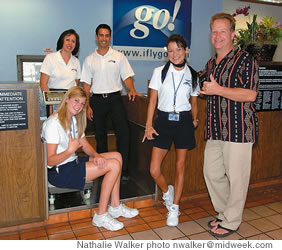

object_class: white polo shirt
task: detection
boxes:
[40,50,81,89]
[80,47,134,93]
[41,113,85,168]
[149,64,199,112]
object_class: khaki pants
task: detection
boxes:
[203,140,253,230]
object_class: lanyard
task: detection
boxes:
[171,72,184,113]
[71,116,76,138]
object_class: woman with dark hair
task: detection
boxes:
[40,29,81,115]
[142,34,199,227]
[41,86,139,231]
[56,29,80,57]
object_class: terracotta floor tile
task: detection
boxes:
[247,234,273,240]
[177,221,205,236]
[265,229,282,240]
[201,204,214,211]
[73,226,100,237]
[20,228,47,240]
[248,218,280,232]
[189,231,217,240]
[142,214,166,223]
[48,231,75,240]
[47,224,72,235]
[153,226,184,240]
[250,205,278,217]
[265,214,282,227]
[18,221,44,230]
[123,217,147,227]
[126,223,150,233]
[131,229,161,240]
[108,234,133,240]
[193,199,212,207]
[0,183,280,240]
[148,219,167,229]
[0,231,20,240]
[176,236,190,240]
[76,232,104,240]
[179,201,196,210]
[242,208,262,221]
[183,207,204,215]
[71,221,93,230]
[206,209,217,216]
[189,211,210,220]
[195,216,215,231]
[179,214,192,223]
[31,236,49,240]
[237,222,261,238]
[265,201,282,213]
[0,225,18,234]
[45,222,70,229]
[134,199,153,209]
[45,213,68,225]
[138,206,156,212]
[70,217,92,225]
[139,208,160,217]
[102,228,128,239]
[154,206,168,214]
[68,209,91,221]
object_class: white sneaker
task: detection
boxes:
[163,185,174,210]
[92,212,124,231]
[167,204,180,226]
[108,203,139,219]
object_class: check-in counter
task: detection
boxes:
[0,83,46,227]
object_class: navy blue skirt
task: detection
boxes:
[48,156,89,190]
[153,110,196,150]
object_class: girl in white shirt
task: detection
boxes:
[42,86,138,231]
[143,34,199,227]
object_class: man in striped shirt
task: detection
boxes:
[199,13,260,238]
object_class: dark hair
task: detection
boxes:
[96,24,112,35]
[56,29,80,56]
[166,34,188,49]
[210,13,236,32]
[162,34,198,91]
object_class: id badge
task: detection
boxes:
[168,112,180,121]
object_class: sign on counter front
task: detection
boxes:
[256,64,282,111]
[0,90,28,131]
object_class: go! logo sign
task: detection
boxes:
[130,0,181,39]
[113,0,191,48]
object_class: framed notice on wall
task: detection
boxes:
[0,89,28,131]
[256,62,282,111]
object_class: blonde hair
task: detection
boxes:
[210,13,236,32]
[55,86,87,138]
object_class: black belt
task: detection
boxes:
[92,91,120,98]
[157,110,191,117]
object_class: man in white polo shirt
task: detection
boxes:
[81,24,141,181]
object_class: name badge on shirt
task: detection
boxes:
[168,112,180,121]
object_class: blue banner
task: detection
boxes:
[113,0,192,48]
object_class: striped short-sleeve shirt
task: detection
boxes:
[201,46,260,143]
